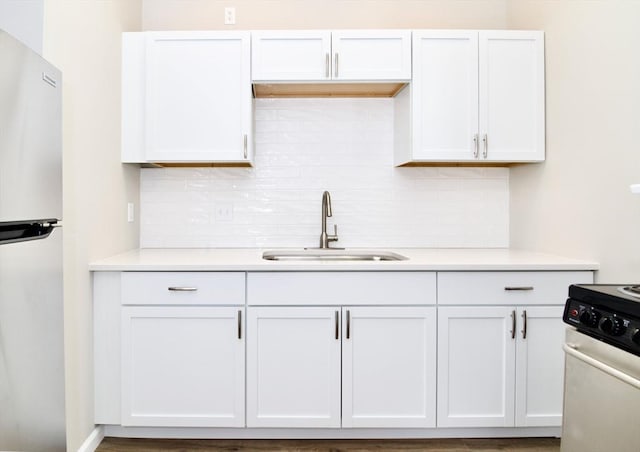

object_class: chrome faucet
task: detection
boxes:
[319,190,339,249]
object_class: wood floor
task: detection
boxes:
[96,437,561,452]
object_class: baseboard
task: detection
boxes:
[102,424,562,439]
[77,426,105,452]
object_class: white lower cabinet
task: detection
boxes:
[93,268,593,434]
[342,306,436,428]
[246,307,341,428]
[436,270,593,428]
[246,306,437,428]
[514,306,567,427]
[121,306,245,427]
[437,305,566,428]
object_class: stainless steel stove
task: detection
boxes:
[561,284,640,452]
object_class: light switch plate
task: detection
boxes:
[127,203,135,223]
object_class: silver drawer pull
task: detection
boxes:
[167,287,198,292]
[504,286,534,291]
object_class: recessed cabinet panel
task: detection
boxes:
[515,306,565,427]
[332,30,411,80]
[342,307,436,428]
[121,306,245,427]
[411,30,478,161]
[479,31,545,162]
[251,31,331,81]
[246,307,341,428]
[437,306,516,427]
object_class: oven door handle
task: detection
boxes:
[564,343,640,389]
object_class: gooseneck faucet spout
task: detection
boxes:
[320,190,339,249]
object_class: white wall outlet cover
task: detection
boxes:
[224,7,236,24]
[631,184,640,194]
[215,202,234,222]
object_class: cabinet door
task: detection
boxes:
[479,30,545,162]
[144,31,252,162]
[332,30,411,81]
[251,31,331,81]
[515,306,565,427]
[411,30,479,161]
[246,307,341,427]
[121,306,245,427]
[437,306,516,427]
[342,307,436,428]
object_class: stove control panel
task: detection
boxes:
[564,298,640,356]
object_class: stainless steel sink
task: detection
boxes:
[262,249,408,261]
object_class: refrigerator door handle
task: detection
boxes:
[0,220,60,245]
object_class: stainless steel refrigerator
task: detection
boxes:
[0,30,66,451]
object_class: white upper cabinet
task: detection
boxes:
[409,30,479,162]
[122,31,253,164]
[331,30,412,80]
[395,30,544,164]
[251,30,411,82]
[251,31,331,81]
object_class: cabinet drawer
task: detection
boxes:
[437,271,593,305]
[121,272,245,305]
[248,272,436,306]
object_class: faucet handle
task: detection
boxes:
[329,224,339,242]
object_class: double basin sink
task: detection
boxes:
[262,248,408,262]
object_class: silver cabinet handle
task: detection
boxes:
[482,134,488,158]
[238,310,242,339]
[473,134,479,158]
[243,134,248,159]
[334,53,339,78]
[335,311,340,340]
[511,310,516,339]
[521,310,527,339]
[325,53,330,78]
[167,287,198,292]
[346,310,351,339]
[505,286,534,291]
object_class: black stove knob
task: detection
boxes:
[632,328,640,346]
[599,316,625,336]
[579,309,599,327]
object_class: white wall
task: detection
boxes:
[42,1,141,450]
[0,0,43,53]
[142,0,508,30]
[508,0,640,281]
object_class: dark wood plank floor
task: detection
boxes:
[96,437,561,452]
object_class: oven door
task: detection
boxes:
[562,328,640,452]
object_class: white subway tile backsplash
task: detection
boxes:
[140,98,509,248]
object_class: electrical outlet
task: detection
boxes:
[215,202,233,222]
[127,202,135,223]
[224,7,236,25]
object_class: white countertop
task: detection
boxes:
[89,248,599,272]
